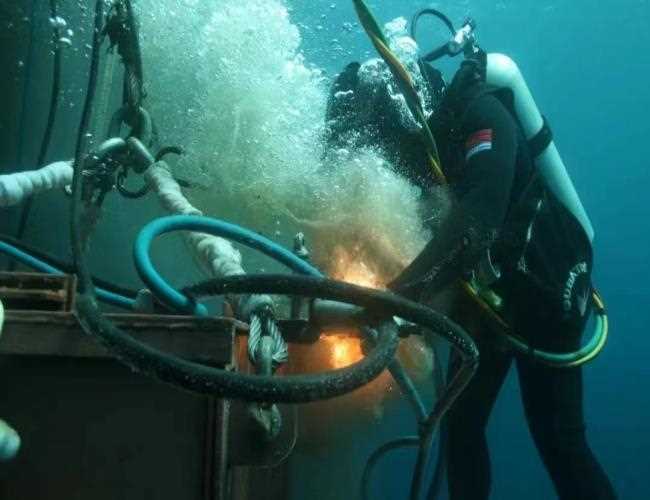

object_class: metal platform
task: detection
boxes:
[0,272,294,500]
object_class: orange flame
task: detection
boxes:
[320,245,388,368]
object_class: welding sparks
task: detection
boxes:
[320,245,389,368]
[330,245,386,289]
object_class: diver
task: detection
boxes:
[325,11,616,500]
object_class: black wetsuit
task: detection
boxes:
[426,82,617,500]
[326,59,616,500]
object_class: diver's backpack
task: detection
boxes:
[427,54,594,323]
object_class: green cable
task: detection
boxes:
[351,0,445,182]
[467,280,609,368]
[500,309,608,368]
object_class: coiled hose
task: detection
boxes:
[65,7,478,500]
[68,4,404,403]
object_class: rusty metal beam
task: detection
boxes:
[1,312,237,364]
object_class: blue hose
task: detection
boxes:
[0,241,135,310]
[133,215,324,316]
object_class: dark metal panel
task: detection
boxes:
[1,312,236,364]
[0,357,226,500]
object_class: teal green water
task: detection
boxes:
[2,1,648,498]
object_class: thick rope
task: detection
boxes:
[143,161,274,320]
[0,161,72,207]
[248,313,289,368]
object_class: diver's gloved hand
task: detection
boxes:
[387,234,466,302]
[0,419,20,461]
[388,219,495,302]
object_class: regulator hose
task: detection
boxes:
[410,8,456,41]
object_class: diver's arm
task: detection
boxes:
[389,94,517,299]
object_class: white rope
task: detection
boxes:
[0,160,73,207]
[144,161,274,320]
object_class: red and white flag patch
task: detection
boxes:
[465,129,493,162]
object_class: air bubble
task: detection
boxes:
[49,16,67,29]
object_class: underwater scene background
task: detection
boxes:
[1,0,649,498]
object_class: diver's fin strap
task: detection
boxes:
[527,116,553,159]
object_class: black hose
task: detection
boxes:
[70,8,400,402]
[361,336,448,500]
[123,0,144,114]
[68,0,476,412]
[410,8,456,42]
[14,0,37,171]
[71,0,104,193]
[73,279,399,402]
[361,436,420,500]
[425,348,448,500]
[426,422,447,500]
[184,275,478,401]
[186,275,477,364]
[10,0,62,269]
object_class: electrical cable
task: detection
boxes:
[361,436,421,500]
[12,0,63,252]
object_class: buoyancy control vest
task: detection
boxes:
[428,52,595,321]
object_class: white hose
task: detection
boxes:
[0,160,73,207]
[144,161,273,318]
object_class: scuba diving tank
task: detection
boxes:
[412,10,595,242]
[486,53,595,242]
